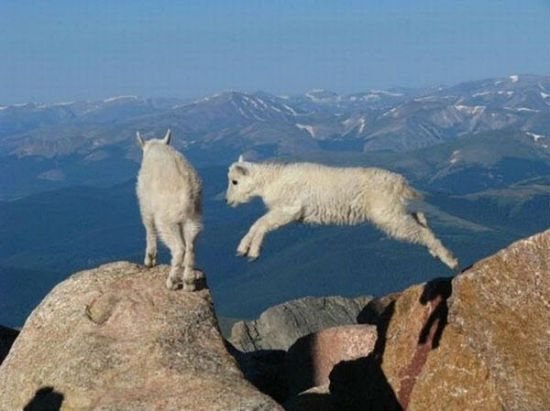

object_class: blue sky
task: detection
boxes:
[1,0,548,103]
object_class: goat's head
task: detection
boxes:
[136,129,172,151]
[225,155,258,207]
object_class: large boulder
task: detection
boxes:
[0,262,283,411]
[344,230,550,411]
[286,324,377,396]
[228,295,371,404]
[230,295,372,352]
[446,229,550,410]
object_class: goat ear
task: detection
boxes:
[234,164,249,176]
[163,129,172,145]
[136,132,145,148]
[238,154,244,163]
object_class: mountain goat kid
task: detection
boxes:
[225,157,458,270]
[136,129,202,290]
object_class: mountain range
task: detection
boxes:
[0,74,548,199]
[0,74,548,328]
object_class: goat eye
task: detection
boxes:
[232,180,238,185]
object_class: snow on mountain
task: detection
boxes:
[295,123,316,137]
[506,107,539,113]
[526,131,545,142]
[449,149,461,165]
[455,105,486,116]
[103,95,139,103]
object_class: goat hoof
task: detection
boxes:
[183,280,197,292]
[445,257,459,271]
[144,255,156,268]
[247,254,259,262]
[166,277,182,291]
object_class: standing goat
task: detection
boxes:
[136,129,203,290]
[225,157,458,270]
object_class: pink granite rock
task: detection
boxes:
[286,324,377,395]
[0,262,282,411]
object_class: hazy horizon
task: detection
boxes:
[1,0,548,105]
[1,72,550,106]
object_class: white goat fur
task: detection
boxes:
[226,158,458,269]
[136,130,202,290]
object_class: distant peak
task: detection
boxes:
[305,89,339,103]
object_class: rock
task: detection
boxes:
[228,295,372,405]
[0,325,19,366]
[0,262,283,411]
[347,230,550,411]
[447,229,550,411]
[230,295,372,352]
[286,325,377,395]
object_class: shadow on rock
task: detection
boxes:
[357,295,397,361]
[418,277,452,349]
[325,298,402,411]
[0,325,19,366]
[285,333,316,396]
[23,386,64,411]
[329,355,402,411]
[226,340,288,403]
[284,389,335,411]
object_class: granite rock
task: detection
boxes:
[0,262,283,411]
